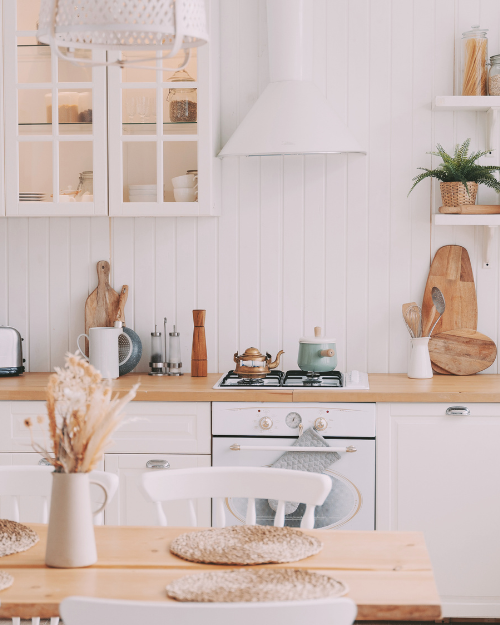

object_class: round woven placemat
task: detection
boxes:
[0,570,14,591]
[170,525,323,565]
[167,569,348,602]
[0,519,39,557]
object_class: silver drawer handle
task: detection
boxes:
[38,458,51,466]
[146,459,170,469]
[446,406,470,416]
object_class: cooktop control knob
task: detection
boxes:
[314,417,328,431]
[259,416,273,430]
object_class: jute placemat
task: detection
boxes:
[0,571,14,591]
[170,525,322,565]
[166,569,348,602]
[0,519,39,557]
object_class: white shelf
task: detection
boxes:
[434,213,500,226]
[434,96,500,111]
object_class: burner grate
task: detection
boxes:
[217,369,343,388]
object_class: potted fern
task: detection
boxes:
[409,138,500,213]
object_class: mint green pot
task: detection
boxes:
[297,340,337,372]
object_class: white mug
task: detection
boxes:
[172,173,197,189]
[174,187,197,202]
[77,327,121,379]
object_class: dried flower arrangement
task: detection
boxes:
[25,353,139,473]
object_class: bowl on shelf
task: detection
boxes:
[128,184,157,202]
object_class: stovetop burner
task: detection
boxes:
[216,370,344,388]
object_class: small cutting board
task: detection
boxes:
[429,329,497,376]
[422,246,477,338]
[84,261,120,355]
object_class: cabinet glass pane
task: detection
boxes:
[19,89,51,125]
[18,45,51,83]
[60,142,93,200]
[19,141,52,200]
[122,89,156,133]
[123,142,157,202]
[163,141,197,203]
[17,0,41,31]
[58,50,93,82]
[121,52,157,83]
[163,87,197,134]
[58,89,93,134]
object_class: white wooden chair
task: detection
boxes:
[141,466,331,529]
[0,465,119,625]
[61,595,357,625]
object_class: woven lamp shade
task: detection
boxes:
[37,0,208,52]
[440,181,478,207]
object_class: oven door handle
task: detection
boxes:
[229,444,357,453]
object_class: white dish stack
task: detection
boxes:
[172,172,198,202]
[128,184,156,202]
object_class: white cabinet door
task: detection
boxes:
[377,403,500,618]
[104,453,211,527]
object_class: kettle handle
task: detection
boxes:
[233,351,239,364]
[77,334,90,361]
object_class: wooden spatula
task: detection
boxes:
[429,329,497,376]
[84,261,120,356]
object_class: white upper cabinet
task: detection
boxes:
[2,0,220,217]
[3,0,108,216]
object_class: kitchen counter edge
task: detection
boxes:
[0,373,499,402]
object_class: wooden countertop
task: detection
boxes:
[0,525,441,620]
[0,371,500,402]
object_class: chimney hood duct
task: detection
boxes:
[218,0,365,158]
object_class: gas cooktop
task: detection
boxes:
[213,370,369,390]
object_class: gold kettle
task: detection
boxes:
[233,347,284,379]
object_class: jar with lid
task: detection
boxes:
[167,69,197,123]
[461,25,488,96]
[76,171,93,201]
[489,55,500,95]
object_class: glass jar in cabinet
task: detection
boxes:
[488,55,500,95]
[461,25,488,96]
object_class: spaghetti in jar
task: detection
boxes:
[461,25,488,96]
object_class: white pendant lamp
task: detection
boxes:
[37,0,209,71]
[218,0,365,157]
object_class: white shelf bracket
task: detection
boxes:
[486,107,500,156]
[483,225,497,269]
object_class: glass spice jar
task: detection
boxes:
[76,171,93,201]
[461,25,488,96]
[488,55,500,95]
[167,69,197,123]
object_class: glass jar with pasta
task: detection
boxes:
[461,25,488,96]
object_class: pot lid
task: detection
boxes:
[170,69,195,82]
[299,326,336,344]
[237,347,267,360]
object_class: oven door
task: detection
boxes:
[212,436,375,530]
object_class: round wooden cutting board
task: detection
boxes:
[429,329,497,376]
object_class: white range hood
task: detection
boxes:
[218,0,365,158]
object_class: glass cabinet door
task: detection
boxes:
[4,0,107,216]
[108,0,220,217]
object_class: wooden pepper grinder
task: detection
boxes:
[191,310,207,377]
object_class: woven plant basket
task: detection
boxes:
[440,181,478,207]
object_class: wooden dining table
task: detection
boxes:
[0,525,441,621]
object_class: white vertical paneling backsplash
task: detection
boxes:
[2,0,500,375]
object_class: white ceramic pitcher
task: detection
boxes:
[408,337,433,379]
[45,473,109,568]
[77,326,121,379]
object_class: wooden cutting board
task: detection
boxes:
[84,261,120,355]
[422,245,477,338]
[429,329,497,376]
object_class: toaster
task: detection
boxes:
[0,326,25,376]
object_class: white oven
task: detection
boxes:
[212,402,375,530]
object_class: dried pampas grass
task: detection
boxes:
[25,353,139,473]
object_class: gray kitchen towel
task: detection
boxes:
[268,427,341,514]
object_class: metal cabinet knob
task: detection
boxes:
[146,459,170,469]
[259,416,273,430]
[446,406,470,416]
[38,458,51,466]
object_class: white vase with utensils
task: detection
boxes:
[77,327,121,379]
[408,337,433,379]
[45,472,109,568]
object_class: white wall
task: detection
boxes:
[2,0,500,375]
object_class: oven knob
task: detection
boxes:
[259,416,273,430]
[314,417,328,431]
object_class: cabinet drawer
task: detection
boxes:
[390,402,500,417]
[0,401,211,454]
[104,453,211,526]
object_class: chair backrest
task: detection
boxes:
[0,465,118,525]
[142,466,331,528]
[61,596,357,625]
